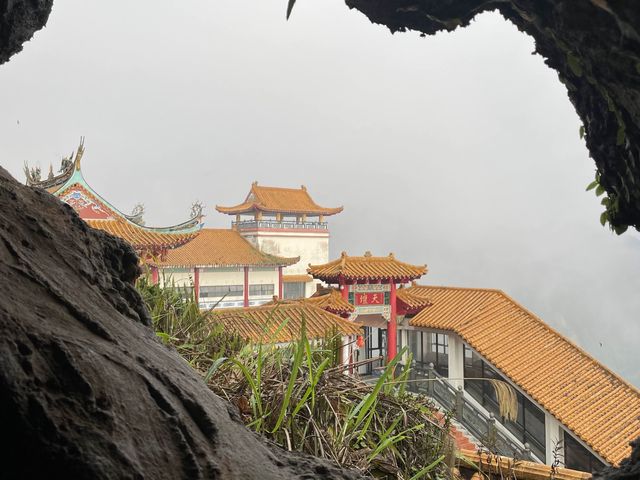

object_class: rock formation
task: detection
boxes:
[0,167,360,479]
[0,0,52,65]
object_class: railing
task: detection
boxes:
[232,220,328,230]
[407,362,535,461]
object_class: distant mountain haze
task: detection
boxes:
[1,0,638,385]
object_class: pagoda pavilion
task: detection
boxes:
[308,251,427,366]
[25,139,203,260]
[216,182,342,299]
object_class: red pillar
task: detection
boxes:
[341,279,350,302]
[151,266,159,285]
[387,279,397,363]
[193,267,200,305]
[243,266,249,307]
[278,266,283,300]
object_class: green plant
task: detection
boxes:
[208,331,450,479]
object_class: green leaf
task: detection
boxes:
[595,185,605,196]
[586,180,598,191]
[614,224,628,235]
[600,211,608,226]
[410,454,446,480]
[579,125,585,139]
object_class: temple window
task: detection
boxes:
[463,346,546,461]
[199,285,244,298]
[564,430,606,473]
[283,282,305,299]
[249,284,275,296]
[407,330,449,376]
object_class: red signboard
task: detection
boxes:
[355,292,384,306]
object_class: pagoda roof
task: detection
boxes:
[409,285,640,466]
[36,140,203,257]
[216,182,343,216]
[396,282,434,313]
[151,228,299,268]
[208,302,361,343]
[308,287,355,316]
[308,251,427,283]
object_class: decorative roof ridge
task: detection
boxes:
[53,142,204,235]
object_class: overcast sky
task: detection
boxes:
[1,0,638,386]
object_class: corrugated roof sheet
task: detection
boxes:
[308,251,427,282]
[208,302,361,343]
[152,228,299,268]
[409,285,640,466]
[216,182,342,216]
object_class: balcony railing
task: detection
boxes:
[406,362,537,461]
[232,220,328,230]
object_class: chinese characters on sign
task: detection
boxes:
[356,292,384,306]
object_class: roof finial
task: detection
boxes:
[252,180,258,186]
[364,251,372,257]
[389,252,395,259]
[301,184,306,191]
[74,136,85,170]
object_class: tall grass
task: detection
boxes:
[137,278,451,478]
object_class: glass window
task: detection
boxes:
[283,282,304,299]
[408,331,422,364]
[564,430,606,473]
[200,285,243,298]
[249,284,275,296]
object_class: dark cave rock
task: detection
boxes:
[0,0,53,65]
[0,167,361,479]
[344,0,640,231]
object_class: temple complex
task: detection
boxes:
[24,144,640,474]
[216,182,342,299]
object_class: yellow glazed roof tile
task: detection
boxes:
[152,229,299,268]
[216,182,342,216]
[208,302,361,343]
[308,251,427,282]
[409,285,640,466]
[86,219,197,251]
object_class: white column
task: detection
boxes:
[341,335,351,374]
[401,329,409,363]
[448,334,465,389]
[545,412,564,466]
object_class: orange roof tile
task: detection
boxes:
[282,274,313,283]
[151,228,299,268]
[308,288,355,316]
[208,302,361,343]
[397,282,433,311]
[86,219,197,252]
[409,285,640,466]
[216,182,342,216]
[308,251,427,282]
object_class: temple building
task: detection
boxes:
[307,251,428,370]
[216,182,342,299]
[25,140,203,259]
[305,255,640,473]
[149,229,298,309]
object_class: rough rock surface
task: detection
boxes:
[0,0,53,65]
[345,0,640,231]
[0,167,361,479]
[594,438,640,480]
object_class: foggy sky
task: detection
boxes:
[1,0,638,386]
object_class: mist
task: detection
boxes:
[1,0,638,385]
